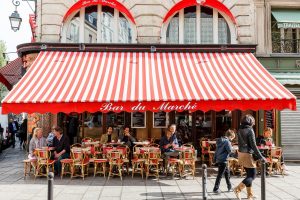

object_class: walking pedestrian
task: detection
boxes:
[234,114,265,200]
[213,129,235,194]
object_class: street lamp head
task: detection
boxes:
[9,10,22,32]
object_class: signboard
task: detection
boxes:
[265,110,274,129]
[153,111,168,128]
[131,112,146,128]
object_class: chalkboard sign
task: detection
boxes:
[153,112,168,128]
[131,112,146,128]
[265,110,274,129]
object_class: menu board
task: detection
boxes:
[131,112,146,128]
[153,112,168,128]
[265,110,274,129]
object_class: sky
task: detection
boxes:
[0,1,34,61]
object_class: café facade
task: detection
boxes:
[1,0,297,149]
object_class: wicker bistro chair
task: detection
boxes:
[181,149,196,178]
[107,150,124,180]
[35,149,55,178]
[132,145,146,179]
[145,149,161,180]
[201,140,210,163]
[71,148,90,179]
[60,158,74,179]
[23,158,37,177]
[94,158,107,177]
[266,147,284,176]
[116,145,130,175]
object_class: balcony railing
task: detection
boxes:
[272,38,300,54]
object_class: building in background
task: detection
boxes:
[1,0,298,158]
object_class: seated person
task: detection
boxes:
[256,127,274,158]
[28,128,47,160]
[256,127,274,147]
[159,128,179,171]
[51,126,70,175]
[100,126,118,144]
[118,126,136,148]
[46,126,56,147]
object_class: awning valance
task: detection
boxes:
[1,51,296,114]
[272,10,300,29]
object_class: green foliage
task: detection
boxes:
[0,40,7,67]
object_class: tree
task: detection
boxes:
[0,41,7,67]
[0,41,8,101]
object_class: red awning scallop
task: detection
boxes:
[62,0,135,24]
[1,51,296,114]
[163,0,237,24]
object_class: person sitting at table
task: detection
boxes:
[51,126,70,175]
[118,126,136,148]
[28,128,47,160]
[100,126,118,144]
[159,126,180,172]
[257,127,288,173]
[46,126,56,147]
[256,127,273,147]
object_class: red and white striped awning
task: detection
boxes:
[1,51,296,114]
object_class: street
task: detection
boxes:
[0,143,300,200]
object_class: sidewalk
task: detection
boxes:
[0,143,300,200]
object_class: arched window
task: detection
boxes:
[61,5,136,43]
[163,5,236,44]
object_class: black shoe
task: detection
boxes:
[227,185,233,192]
[213,189,221,194]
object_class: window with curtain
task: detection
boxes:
[184,6,196,44]
[200,7,213,44]
[166,13,179,44]
[65,5,133,43]
[165,6,231,44]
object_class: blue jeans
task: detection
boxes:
[54,153,70,174]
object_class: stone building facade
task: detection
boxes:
[19,0,300,159]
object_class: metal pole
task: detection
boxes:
[202,164,208,200]
[261,160,266,200]
[48,172,54,200]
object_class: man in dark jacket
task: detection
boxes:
[213,129,235,194]
[8,118,19,148]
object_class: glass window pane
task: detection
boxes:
[175,111,192,145]
[218,14,230,44]
[195,111,212,139]
[119,13,132,43]
[66,12,80,43]
[166,13,179,44]
[84,6,98,43]
[102,6,114,43]
[184,6,196,44]
[200,7,213,44]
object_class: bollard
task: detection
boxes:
[48,172,54,200]
[261,160,266,200]
[202,164,208,200]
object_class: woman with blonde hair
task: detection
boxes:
[28,128,47,159]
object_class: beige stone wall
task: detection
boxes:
[37,0,256,44]
[253,0,300,56]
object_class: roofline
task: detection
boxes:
[17,42,257,57]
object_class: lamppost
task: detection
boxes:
[9,0,22,32]
[8,0,36,32]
